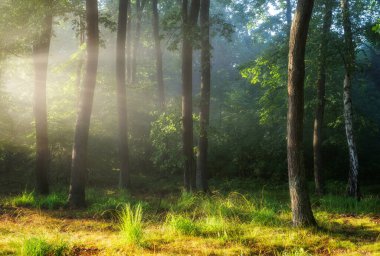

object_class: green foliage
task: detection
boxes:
[318,195,380,215]
[150,104,183,174]
[6,191,66,209]
[19,237,68,256]
[166,214,200,236]
[118,203,144,246]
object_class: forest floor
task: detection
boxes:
[0,179,379,256]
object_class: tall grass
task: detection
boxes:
[118,203,144,246]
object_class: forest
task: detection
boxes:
[0,0,379,255]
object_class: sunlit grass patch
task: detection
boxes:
[18,237,69,256]
[8,191,35,207]
[118,203,144,246]
[166,214,200,236]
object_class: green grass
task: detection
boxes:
[0,180,378,255]
[18,237,68,256]
[118,203,144,246]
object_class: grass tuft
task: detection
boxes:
[118,203,144,246]
[166,214,200,236]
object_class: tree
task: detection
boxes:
[131,0,146,84]
[68,0,99,208]
[287,0,317,227]
[182,0,200,191]
[312,0,333,195]
[196,0,210,192]
[152,0,165,109]
[341,0,360,200]
[116,0,130,189]
[33,0,53,195]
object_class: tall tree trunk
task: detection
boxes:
[131,0,146,84]
[196,0,210,192]
[287,0,316,227]
[341,0,360,200]
[33,3,53,195]
[126,0,132,84]
[152,0,165,109]
[313,0,333,195]
[116,0,130,189]
[68,0,99,208]
[182,0,200,191]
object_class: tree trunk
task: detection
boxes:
[313,0,333,195]
[196,0,210,192]
[182,0,200,191]
[131,0,146,84]
[116,0,130,189]
[68,0,99,208]
[152,0,165,109]
[75,17,85,106]
[33,3,53,195]
[126,0,132,84]
[341,0,360,200]
[287,0,316,227]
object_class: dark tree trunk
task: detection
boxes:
[152,0,165,109]
[126,0,132,84]
[313,0,333,195]
[33,3,53,195]
[131,0,146,84]
[182,0,200,191]
[75,17,85,106]
[341,0,360,200]
[68,0,99,208]
[116,0,130,189]
[196,0,210,192]
[287,0,316,227]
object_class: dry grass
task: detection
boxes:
[0,185,379,255]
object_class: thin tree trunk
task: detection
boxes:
[341,0,360,200]
[33,3,53,195]
[126,0,132,84]
[131,0,146,84]
[152,0,165,109]
[313,0,333,195]
[287,0,316,227]
[182,0,200,191]
[116,0,130,189]
[196,0,210,192]
[68,0,99,208]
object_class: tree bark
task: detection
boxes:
[116,0,130,189]
[152,0,165,109]
[196,0,210,192]
[341,0,360,200]
[33,2,53,195]
[287,0,316,227]
[182,0,200,191]
[131,0,146,84]
[313,0,333,195]
[68,0,99,208]
[75,17,85,106]
[126,0,132,84]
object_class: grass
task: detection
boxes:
[0,181,379,255]
[18,237,68,256]
[118,203,144,246]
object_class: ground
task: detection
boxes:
[0,180,379,255]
